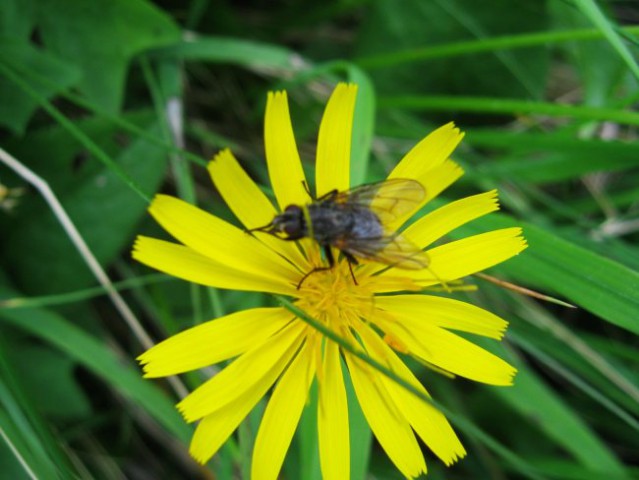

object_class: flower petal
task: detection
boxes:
[375,312,516,385]
[207,149,277,228]
[379,228,527,288]
[318,338,349,480]
[344,330,426,479]
[264,91,309,209]
[403,190,500,249]
[414,158,464,204]
[376,295,508,339]
[138,307,294,377]
[384,160,463,232]
[208,149,309,267]
[148,194,299,284]
[252,340,315,480]
[316,83,358,196]
[359,321,466,465]
[133,236,296,295]
[177,321,306,422]
[389,122,464,179]
[189,388,261,464]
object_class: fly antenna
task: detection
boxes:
[245,221,272,235]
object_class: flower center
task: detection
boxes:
[295,260,375,329]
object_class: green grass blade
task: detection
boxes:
[355,25,639,69]
[466,215,639,335]
[346,64,375,186]
[0,295,191,445]
[148,36,301,70]
[378,95,639,126]
[494,362,626,475]
[573,0,639,81]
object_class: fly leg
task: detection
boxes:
[302,180,313,200]
[342,251,359,285]
[297,245,335,289]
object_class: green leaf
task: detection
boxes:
[36,0,179,112]
[3,115,168,294]
[0,345,73,479]
[468,215,639,335]
[0,286,191,444]
[377,95,639,126]
[0,40,81,134]
[466,131,639,183]
[344,362,372,480]
[549,1,626,106]
[0,0,36,41]
[572,0,639,82]
[354,0,549,99]
[0,407,60,479]
[346,65,376,186]
[149,36,300,70]
[8,345,91,420]
[494,362,626,474]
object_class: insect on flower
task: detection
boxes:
[249,178,430,288]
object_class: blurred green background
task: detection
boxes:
[1,0,638,478]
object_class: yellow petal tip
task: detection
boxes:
[208,148,233,168]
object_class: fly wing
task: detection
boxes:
[336,178,425,225]
[343,232,429,270]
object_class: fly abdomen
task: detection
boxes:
[350,208,383,240]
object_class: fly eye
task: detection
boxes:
[283,223,300,236]
[284,205,301,214]
[279,205,304,238]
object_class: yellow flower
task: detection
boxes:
[133,83,526,479]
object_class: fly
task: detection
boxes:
[249,178,429,288]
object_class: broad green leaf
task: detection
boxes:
[572,0,639,82]
[293,383,321,480]
[549,0,626,106]
[0,352,72,480]
[8,345,91,420]
[0,40,81,134]
[466,215,639,335]
[346,64,376,186]
[0,0,36,41]
[344,360,372,480]
[493,362,626,474]
[354,0,549,99]
[511,321,639,424]
[3,115,167,294]
[466,131,639,183]
[0,407,60,480]
[36,0,179,112]
[149,36,299,70]
[0,287,191,444]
